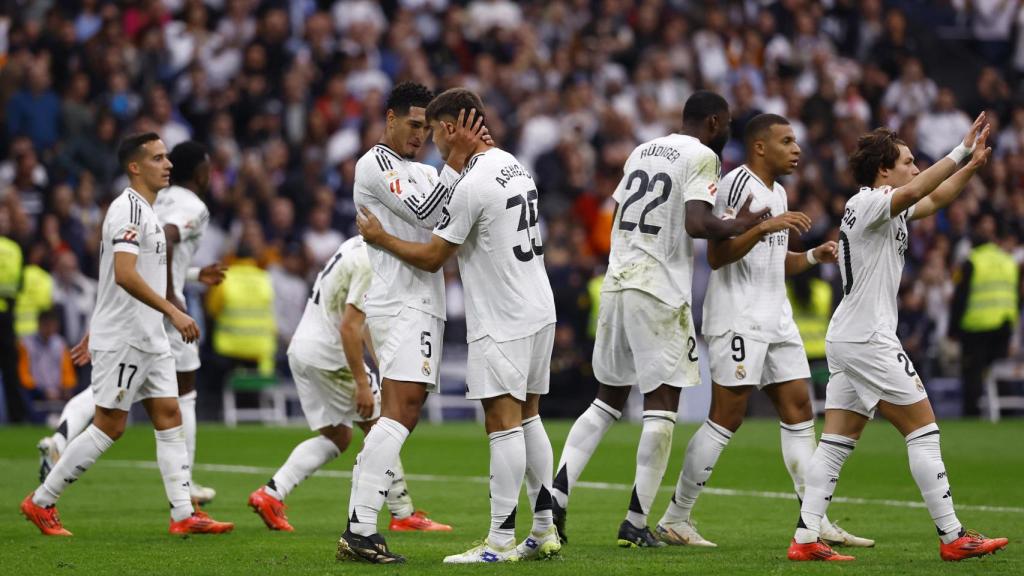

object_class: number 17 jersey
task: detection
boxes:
[604,134,719,307]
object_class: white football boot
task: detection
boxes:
[36,436,60,483]
[443,539,519,564]
[516,525,562,560]
[655,519,718,547]
[190,483,217,505]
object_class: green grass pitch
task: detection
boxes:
[0,419,1020,575]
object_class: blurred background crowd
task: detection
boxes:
[0,0,1022,424]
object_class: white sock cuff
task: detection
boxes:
[85,424,114,451]
[592,399,622,421]
[780,419,815,434]
[179,390,197,404]
[642,410,677,424]
[489,427,524,446]
[154,425,185,442]
[702,420,733,443]
[905,423,940,444]
[313,434,343,457]
[375,417,411,443]
[522,415,542,429]
[819,433,857,450]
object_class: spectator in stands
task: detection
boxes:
[918,88,973,162]
[6,60,60,154]
[17,310,76,421]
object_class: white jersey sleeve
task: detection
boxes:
[683,145,720,206]
[154,186,210,301]
[432,170,481,246]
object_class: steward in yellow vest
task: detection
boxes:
[207,257,276,375]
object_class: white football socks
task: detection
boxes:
[794,433,856,544]
[780,420,816,498]
[554,399,621,508]
[626,410,676,529]
[155,425,194,522]
[178,390,198,473]
[386,458,415,520]
[659,419,732,526]
[34,424,113,507]
[349,417,408,536]
[488,427,526,549]
[906,423,962,544]
[522,415,554,534]
[53,388,96,453]
[265,435,341,501]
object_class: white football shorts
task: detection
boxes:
[91,347,177,411]
[288,354,381,429]
[367,306,443,392]
[707,331,811,389]
[825,332,927,418]
[164,317,201,373]
[592,289,700,394]
[466,323,554,402]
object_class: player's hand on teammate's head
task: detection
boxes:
[170,309,200,343]
[70,334,91,367]
[199,263,227,286]
[813,240,839,264]
[735,195,771,231]
[963,112,986,149]
[356,206,384,244]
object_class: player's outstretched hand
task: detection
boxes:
[735,195,771,231]
[968,123,992,170]
[70,333,91,366]
[758,211,811,235]
[962,112,986,149]
[812,240,839,264]
[199,263,227,286]
[354,377,374,419]
[170,309,200,343]
[357,206,385,244]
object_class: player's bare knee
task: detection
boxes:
[319,425,352,452]
[596,384,630,411]
[176,371,196,396]
[521,394,541,419]
[643,384,681,412]
[94,408,128,440]
[708,409,744,433]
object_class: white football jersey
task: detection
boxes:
[354,144,460,320]
[604,134,719,307]
[153,185,209,301]
[703,166,798,342]
[89,188,170,354]
[827,186,914,342]
[433,148,556,342]
[288,236,371,371]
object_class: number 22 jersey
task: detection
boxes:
[603,134,719,307]
[827,186,914,343]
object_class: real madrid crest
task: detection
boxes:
[422,360,431,377]
[735,364,746,380]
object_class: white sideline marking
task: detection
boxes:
[92,459,1024,515]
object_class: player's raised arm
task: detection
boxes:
[889,112,986,217]
[909,125,991,221]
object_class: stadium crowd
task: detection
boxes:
[1,0,1022,423]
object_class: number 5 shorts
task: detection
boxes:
[367,306,444,392]
[466,323,554,401]
[707,331,811,388]
[824,332,927,418]
[592,289,700,394]
[90,347,177,411]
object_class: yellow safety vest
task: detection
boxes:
[0,237,22,312]
[14,265,53,336]
[960,243,1019,332]
[212,263,277,374]
[788,278,832,361]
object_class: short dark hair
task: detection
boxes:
[169,140,209,185]
[849,128,906,187]
[117,132,161,169]
[385,82,434,117]
[425,87,485,124]
[744,113,790,148]
[682,90,729,125]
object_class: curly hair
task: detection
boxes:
[849,128,906,187]
[384,82,434,117]
[169,140,209,185]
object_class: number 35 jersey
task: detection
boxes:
[433,148,555,343]
[827,186,914,343]
[604,134,719,307]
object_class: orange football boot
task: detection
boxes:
[940,529,1008,561]
[389,510,453,532]
[788,539,855,561]
[248,488,294,531]
[21,493,72,536]
[169,512,234,534]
